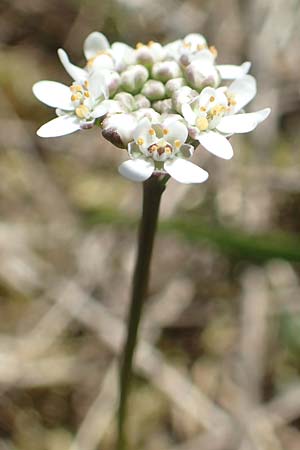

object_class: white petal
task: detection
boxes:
[33,81,73,110]
[198,131,233,159]
[216,108,271,134]
[133,117,156,148]
[91,54,114,71]
[217,61,251,80]
[182,103,196,125]
[91,103,107,118]
[89,71,108,99]
[37,115,80,138]
[111,42,135,69]
[163,120,188,146]
[57,49,87,82]
[164,158,208,184]
[118,159,154,182]
[84,32,110,59]
[228,75,257,113]
[255,107,271,123]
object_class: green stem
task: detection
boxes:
[117,175,167,450]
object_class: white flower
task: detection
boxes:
[119,118,208,184]
[182,75,271,159]
[33,72,109,137]
[58,32,134,79]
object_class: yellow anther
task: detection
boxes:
[84,80,89,88]
[183,42,191,49]
[75,105,90,119]
[84,91,90,98]
[163,128,169,135]
[196,116,209,131]
[71,92,81,102]
[148,128,155,136]
[209,45,218,57]
[200,106,206,112]
[148,40,155,47]
[197,44,206,51]
[165,147,172,154]
[137,138,144,146]
[174,140,181,148]
[136,42,144,49]
[209,96,215,102]
[70,85,83,93]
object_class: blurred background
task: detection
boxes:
[1,0,300,449]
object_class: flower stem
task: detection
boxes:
[117,175,167,450]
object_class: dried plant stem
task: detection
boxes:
[117,175,167,450]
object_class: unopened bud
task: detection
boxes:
[152,99,173,114]
[135,42,165,66]
[105,71,121,96]
[185,60,220,90]
[114,92,135,112]
[134,94,151,109]
[172,86,198,114]
[141,80,165,101]
[182,33,207,52]
[165,77,186,96]
[120,65,149,94]
[152,61,182,82]
[101,113,137,148]
[133,107,160,123]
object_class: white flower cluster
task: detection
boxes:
[33,32,270,184]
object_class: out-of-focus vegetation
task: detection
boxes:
[1,0,300,449]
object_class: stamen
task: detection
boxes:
[200,106,206,112]
[148,40,155,47]
[84,80,89,88]
[174,140,181,148]
[209,45,218,57]
[137,138,144,146]
[148,128,155,136]
[209,96,215,102]
[197,44,206,51]
[196,117,209,131]
[148,144,158,153]
[164,144,173,154]
[84,92,90,98]
[136,42,144,49]
[163,128,169,135]
[75,105,90,119]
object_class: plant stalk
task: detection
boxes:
[117,175,166,450]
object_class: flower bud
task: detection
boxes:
[165,77,186,96]
[114,92,135,112]
[172,86,198,114]
[135,41,165,66]
[105,71,121,96]
[120,65,149,94]
[185,60,220,90]
[152,99,173,114]
[101,113,137,148]
[141,80,165,101]
[132,107,160,123]
[182,33,207,52]
[152,61,182,82]
[134,94,151,109]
